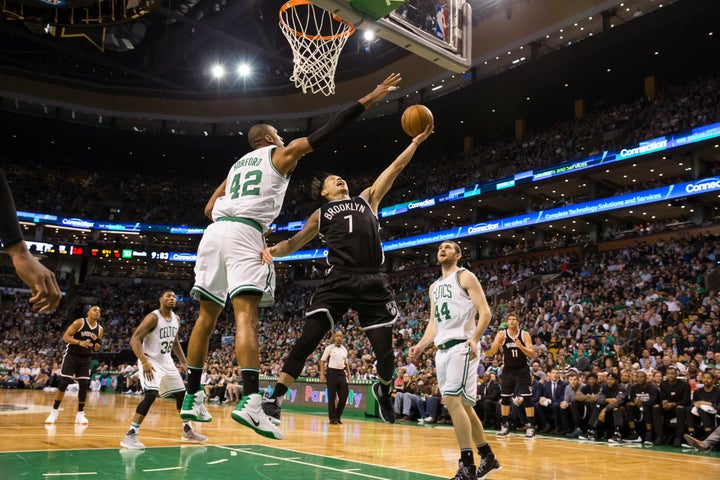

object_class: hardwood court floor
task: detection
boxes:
[1,390,718,479]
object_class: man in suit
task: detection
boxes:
[475,372,501,429]
[537,368,566,433]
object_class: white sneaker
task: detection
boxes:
[120,432,146,450]
[75,412,89,424]
[497,424,510,437]
[180,391,212,422]
[181,428,208,443]
[524,427,536,440]
[231,393,283,440]
[45,409,59,424]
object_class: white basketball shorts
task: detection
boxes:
[139,358,186,398]
[436,341,479,405]
[191,220,275,308]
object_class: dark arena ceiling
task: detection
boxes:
[0,0,719,175]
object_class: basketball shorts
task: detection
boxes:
[436,341,478,405]
[191,221,275,308]
[306,269,398,330]
[500,367,533,396]
[60,352,92,380]
[138,358,186,398]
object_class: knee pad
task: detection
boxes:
[175,391,185,410]
[136,391,158,416]
[58,377,72,392]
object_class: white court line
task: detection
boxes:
[241,444,446,479]
[214,445,391,480]
[142,467,182,472]
[207,459,228,465]
[43,473,97,477]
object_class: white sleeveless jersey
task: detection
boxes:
[431,268,477,346]
[212,145,290,233]
[142,309,180,363]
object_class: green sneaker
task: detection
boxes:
[180,391,212,422]
[231,393,283,440]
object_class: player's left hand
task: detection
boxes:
[142,363,155,381]
[465,339,479,359]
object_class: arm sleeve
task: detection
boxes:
[307,102,365,150]
[0,171,24,248]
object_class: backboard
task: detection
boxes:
[310,0,472,73]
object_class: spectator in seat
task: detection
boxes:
[653,365,691,447]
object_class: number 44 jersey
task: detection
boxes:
[431,268,477,347]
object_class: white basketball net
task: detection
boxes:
[279,1,355,96]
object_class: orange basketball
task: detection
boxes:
[401,104,433,137]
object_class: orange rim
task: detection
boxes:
[279,0,356,41]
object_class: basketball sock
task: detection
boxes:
[272,383,288,400]
[527,415,536,427]
[241,368,259,395]
[460,449,474,467]
[183,422,191,432]
[186,366,204,394]
[52,401,61,410]
[501,415,510,426]
[77,402,85,412]
[127,422,141,435]
[477,442,492,456]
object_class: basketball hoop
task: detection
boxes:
[279,0,356,96]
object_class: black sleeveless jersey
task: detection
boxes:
[502,328,530,369]
[67,318,100,356]
[318,196,383,270]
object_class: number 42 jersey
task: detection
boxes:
[212,145,290,234]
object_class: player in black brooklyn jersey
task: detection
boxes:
[485,312,537,439]
[260,123,433,425]
[45,305,103,425]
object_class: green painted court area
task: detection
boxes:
[2,444,442,480]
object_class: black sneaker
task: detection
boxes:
[608,431,623,444]
[372,383,396,424]
[566,427,582,438]
[477,454,502,480]
[578,429,596,441]
[624,430,642,443]
[261,398,282,426]
[450,461,476,480]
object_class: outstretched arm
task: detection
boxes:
[1,171,61,313]
[272,73,403,177]
[261,210,320,263]
[361,123,433,211]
